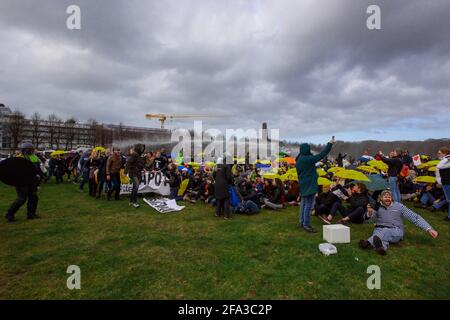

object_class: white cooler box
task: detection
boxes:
[323,224,350,244]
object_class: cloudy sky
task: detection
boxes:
[0,0,449,143]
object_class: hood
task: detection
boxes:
[299,143,312,156]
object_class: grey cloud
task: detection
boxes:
[0,0,449,142]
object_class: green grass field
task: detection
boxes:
[0,181,449,299]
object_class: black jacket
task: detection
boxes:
[167,170,181,188]
[347,192,370,212]
[213,164,232,199]
[152,156,168,172]
[125,154,146,178]
[381,156,403,177]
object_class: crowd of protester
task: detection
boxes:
[6,142,448,255]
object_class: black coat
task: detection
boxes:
[125,154,146,178]
[347,192,370,212]
[213,164,232,199]
[381,156,403,177]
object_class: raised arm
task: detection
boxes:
[311,142,333,163]
[400,204,435,234]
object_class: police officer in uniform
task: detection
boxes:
[5,143,44,222]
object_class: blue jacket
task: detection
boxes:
[295,143,332,197]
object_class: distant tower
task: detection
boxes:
[262,122,268,141]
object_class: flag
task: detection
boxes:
[412,154,421,167]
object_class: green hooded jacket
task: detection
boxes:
[295,143,332,197]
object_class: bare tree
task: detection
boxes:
[6,110,26,149]
[31,112,44,149]
[64,117,77,150]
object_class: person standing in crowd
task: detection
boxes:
[5,143,44,222]
[106,148,123,201]
[213,157,233,219]
[436,147,450,221]
[78,149,91,192]
[72,150,83,183]
[87,151,100,197]
[296,137,335,233]
[47,154,56,182]
[336,153,346,167]
[360,190,438,255]
[152,151,168,173]
[54,154,67,184]
[401,150,413,169]
[96,149,109,199]
[125,144,146,208]
[379,149,403,203]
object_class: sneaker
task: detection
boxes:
[131,203,140,208]
[5,215,16,222]
[373,236,386,256]
[302,225,317,233]
[27,214,41,220]
[318,215,331,225]
[359,239,371,249]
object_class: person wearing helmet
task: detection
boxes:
[5,142,44,222]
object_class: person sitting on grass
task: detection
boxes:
[263,178,284,210]
[315,184,346,224]
[415,183,447,212]
[337,183,372,224]
[359,190,438,256]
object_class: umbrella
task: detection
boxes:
[316,168,327,177]
[256,163,272,169]
[262,173,281,180]
[420,160,440,168]
[187,162,200,167]
[262,169,281,180]
[280,172,298,182]
[357,157,370,163]
[254,159,272,165]
[414,176,436,184]
[333,169,370,182]
[50,150,66,157]
[360,174,389,191]
[357,165,379,174]
[318,177,332,186]
[276,157,296,165]
[428,166,436,172]
[327,167,344,173]
[119,169,130,184]
[367,160,388,172]
[204,161,216,168]
[93,146,106,153]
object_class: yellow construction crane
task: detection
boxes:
[145,113,221,129]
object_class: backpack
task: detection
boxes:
[229,186,240,207]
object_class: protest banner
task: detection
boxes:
[143,198,185,213]
[120,171,170,196]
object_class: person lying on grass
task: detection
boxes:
[359,190,438,256]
